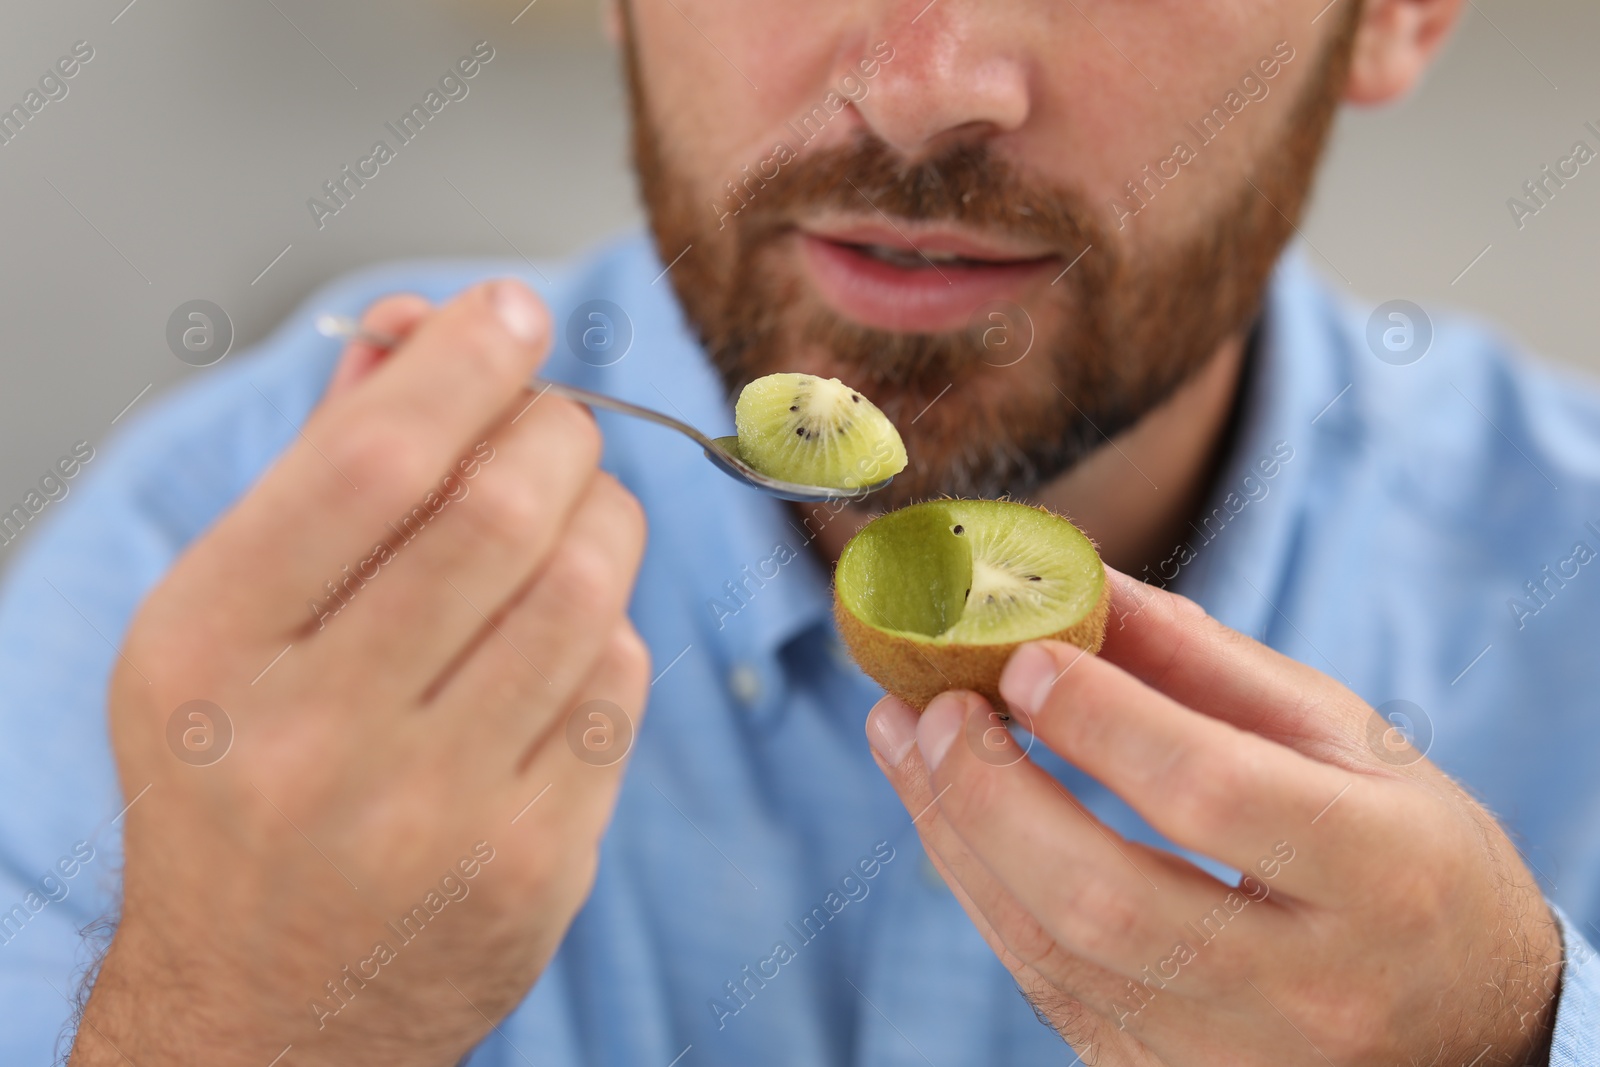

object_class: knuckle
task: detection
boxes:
[606,625,652,690]
[1005,915,1063,972]
[1191,929,1247,986]
[934,760,1002,823]
[1282,688,1346,738]
[1056,876,1144,958]
[468,478,549,553]
[1163,589,1212,626]
[237,721,352,832]
[550,539,626,614]
[327,425,435,500]
[520,396,603,481]
[549,398,603,468]
[1044,672,1107,752]
[591,472,647,547]
[1165,747,1247,844]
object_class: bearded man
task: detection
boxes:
[4,0,1598,1064]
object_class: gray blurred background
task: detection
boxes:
[1,0,1596,569]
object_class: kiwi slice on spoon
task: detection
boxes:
[734,373,908,491]
[834,499,1108,712]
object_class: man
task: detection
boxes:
[2,0,1597,1062]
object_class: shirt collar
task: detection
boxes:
[1170,246,1350,645]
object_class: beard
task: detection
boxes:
[621,14,1359,511]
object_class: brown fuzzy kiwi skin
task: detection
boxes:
[832,512,1111,714]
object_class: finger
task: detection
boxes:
[867,696,1131,1007]
[503,621,652,851]
[305,390,605,697]
[483,620,652,940]
[546,621,653,801]
[430,470,647,744]
[905,690,1241,980]
[324,293,432,398]
[1000,638,1385,902]
[1097,568,1374,755]
[196,279,553,634]
[873,699,1284,1056]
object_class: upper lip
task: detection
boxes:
[798,220,1059,263]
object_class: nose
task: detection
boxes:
[851,2,1033,161]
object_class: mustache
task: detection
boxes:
[724,134,1098,255]
[704,135,1117,392]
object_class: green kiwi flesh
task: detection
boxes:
[833,499,1108,711]
[733,373,908,490]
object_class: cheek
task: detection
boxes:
[1035,1,1318,230]
[628,0,853,192]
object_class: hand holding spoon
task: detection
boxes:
[315,313,900,504]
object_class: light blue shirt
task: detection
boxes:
[2,233,1598,1064]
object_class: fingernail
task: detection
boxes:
[490,280,546,344]
[917,692,967,773]
[866,696,919,767]
[1000,643,1059,715]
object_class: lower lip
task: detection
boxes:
[799,234,1058,333]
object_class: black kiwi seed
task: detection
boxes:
[952,525,965,535]
[795,426,805,436]
[1028,575,1041,581]
[789,405,798,412]
[852,394,861,403]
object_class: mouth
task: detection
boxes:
[846,243,1042,270]
[796,222,1061,334]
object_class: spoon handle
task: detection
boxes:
[534,379,719,451]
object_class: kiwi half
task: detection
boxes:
[734,373,908,490]
[833,499,1108,712]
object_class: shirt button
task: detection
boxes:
[728,663,762,707]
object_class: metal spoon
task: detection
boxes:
[314,314,895,504]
